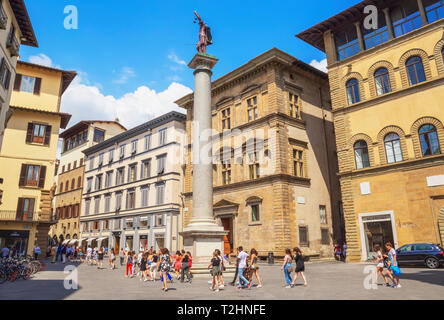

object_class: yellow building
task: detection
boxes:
[298,0,444,262]
[177,48,342,259]
[0,61,75,257]
[49,120,126,246]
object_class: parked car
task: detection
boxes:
[396,243,444,269]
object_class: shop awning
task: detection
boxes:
[97,237,108,241]
[62,239,70,244]
[69,239,78,244]
[87,238,96,242]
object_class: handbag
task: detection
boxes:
[390,265,402,276]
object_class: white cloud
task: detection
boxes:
[28,53,61,69]
[168,52,186,66]
[113,67,135,84]
[309,58,328,73]
[61,77,192,129]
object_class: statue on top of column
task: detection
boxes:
[194,11,213,54]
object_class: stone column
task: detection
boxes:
[417,0,429,26]
[181,53,226,267]
[354,22,365,52]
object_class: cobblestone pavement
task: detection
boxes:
[0,259,443,300]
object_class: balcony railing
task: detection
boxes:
[0,5,7,30]
[7,33,20,57]
[0,210,39,222]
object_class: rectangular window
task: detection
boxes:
[16,198,35,220]
[335,25,360,61]
[131,139,138,154]
[157,155,166,175]
[105,171,113,188]
[93,221,99,231]
[84,199,91,216]
[86,177,93,192]
[94,197,100,214]
[141,186,149,207]
[126,219,134,229]
[108,149,114,163]
[20,75,36,93]
[98,153,104,166]
[391,0,422,38]
[288,93,301,119]
[425,0,444,23]
[248,153,260,180]
[93,128,105,143]
[140,217,148,228]
[144,134,152,150]
[114,219,121,230]
[362,11,389,50]
[26,122,51,145]
[127,190,136,209]
[159,128,167,146]
[247,96,258,121]
[222,162,231,185]
[119,144,126,159]
[105,195,111,213]
[116,167,125,185]
[321,228,330,245]
[0,58,11,89]
[25,165,40,186]
[293,149,304,177]
[128,165,136,183]
[221,108,231,129]
[319,205,327,224]
[299,226,309,246]
[251,204,260,222]
[156,183,165,205]
[115,192,122,211]
[155,215,164,227]
[89,156,94,170]
[95,174,102,191]
[142,160,151,179]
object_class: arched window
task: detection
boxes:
[65,181,69,192]
[346,78,361,105]
[419,124,441,156]
[59,182,63,193]
[374,68,391,95]
[354,140,370,169]
[406,56,426,85]
[77,176,82,188]
[384,133,403,163]
[71,179,75,190]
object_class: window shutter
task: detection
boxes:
[16,198,24,218]
[5,69,11,90]
[19,164,27,186]
[26,123,33,143]
[29,198,35,213]
[44,125,51,145]
[34,77,42,95]
[13,73,21,91]
[0,58,4,75]
[39,166,47,188]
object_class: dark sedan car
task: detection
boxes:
[396,243,444,269]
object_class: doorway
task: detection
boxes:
[114,236,120,253]
[220,217,233,255]
[359,211,397,261]
[155,235,164,251]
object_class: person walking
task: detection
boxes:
[61,245,67,264]
[334,244,342,261]
[56,244,62,262]
[385,242,401,288]
[132,251,138,276]
[150,251,158,281]
[126,251,133,277]
[159,248,173,292]
[342,242,347,261]
[180,251,192,283]
[237,246,250,290]
[109,248,116,270]
[33,245,41,260]
[140,253,148,281]
[97,247,104,269]
[86,246,92,265]
[215,249,225,288]
[291,247,307,287]
[208,250,221,292]
[373,244,391,287]
[174,251,182,280]
[249,248,262,288]
[119,248,125,266]
[230,247,241,286]
[281,248,293,288]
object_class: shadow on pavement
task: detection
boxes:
[400,269,444,287]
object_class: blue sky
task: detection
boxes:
[19,0,360,128]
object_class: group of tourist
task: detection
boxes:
[373,242,402,288]
[49,244,81,264]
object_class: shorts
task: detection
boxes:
[211,266,221,277]
[150,263,157,272]
[377,263,384,268]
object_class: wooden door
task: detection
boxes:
[221,217,232,255]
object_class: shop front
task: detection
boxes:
[0,230,30,257]
[139,234,148,251]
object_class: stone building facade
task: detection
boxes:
[176,48,342,259]
[49,121,126,246]
[298,0,444,262]
[79,112,186,253]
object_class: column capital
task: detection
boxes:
[188,53,219,71]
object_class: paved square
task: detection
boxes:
[1,259,443,300]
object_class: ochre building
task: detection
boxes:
[176,48,342,259]
[0,61,75,256]
[298,0,444,261]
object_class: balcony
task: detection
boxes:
[0,5,7,30]
[7,33,20,57]
[0,210,39,222]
